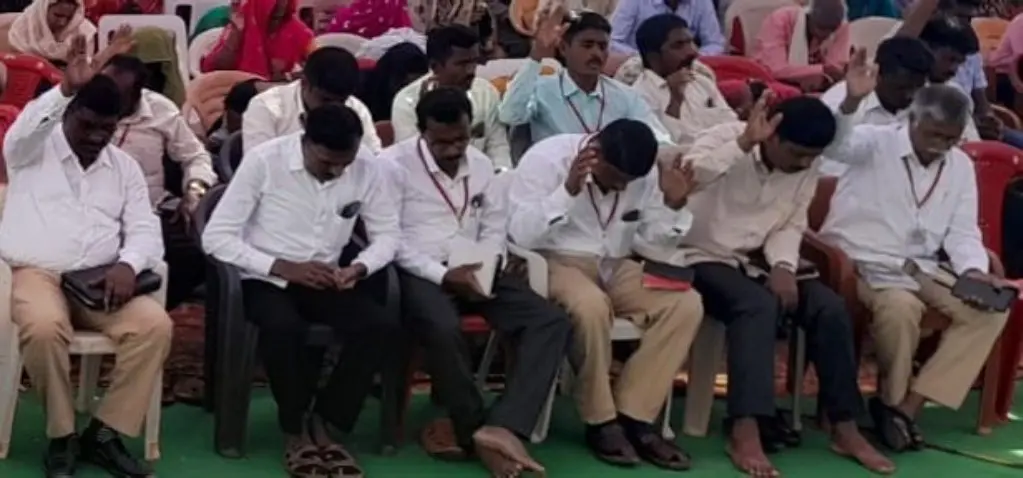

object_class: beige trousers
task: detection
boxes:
[857,274,1008,409]
[545,254,703,424]
[11,267,173,438]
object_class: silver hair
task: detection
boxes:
[908,84,971,127]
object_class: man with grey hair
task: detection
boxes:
[751,0,851,91]
[819,83,1010,452]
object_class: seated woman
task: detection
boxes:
[355,41,428,121]
[752,0,851,92]
[200,0,315,80]
[326,0,411,38]
[8,0,95,65]
[83,0,161,23]
[131,26,186,106]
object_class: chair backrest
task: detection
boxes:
[0,104,19,184]
[98,15,189,84]
[182,70,264,137]
[699,55,774,82]
[217,130,243,182]
[315,33,367,54]
[192,182,228,248]
[0,53,62,109]
[164,0,224,33]
[849,16,900,60]
[0,13,20,53]
[972,17,1010,61]
[808,176,837,232]
[189,27,223,77]
[961,141,1023,255]
[375,121,394,148]
[725,0,797,55]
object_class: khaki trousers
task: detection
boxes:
[857,274,1008,409]
[545,254,703,424]
[11,267,173,438]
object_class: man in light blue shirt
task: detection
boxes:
[498,10,672,144]
[609,0,726,55]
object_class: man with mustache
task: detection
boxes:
[624,13,737,149]
[675,50,895,476]
[820,83,1011,454]
[391,24,512,168]
[498,9,671,143]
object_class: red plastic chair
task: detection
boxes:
[700,55,774,82]
[0,104,19,184]
[0,54,63,109]
[961,141,1023,423]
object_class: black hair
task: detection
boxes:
[304,46,360,99]
[224,79,259,114]
[426,25,480,64]
[303,104,363,152]
[415,87,473,131]
[635,14,689,68]
[876,36,935,76]
[772,97,837,149]
[67,76,123,118]
[597,119,657,178]
[919,17,980,55]
[563,11,612,43]
[102,54,149,94]
[357,42,428,120]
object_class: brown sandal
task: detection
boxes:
[284,443,327,478]
[420,418,469,460]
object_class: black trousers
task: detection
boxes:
[399,272,572,447]
[161,212,205,309]
[241,279,400,435]
[692,263,862,422]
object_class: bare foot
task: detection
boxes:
[473,426,545,475]
[479,446,526,478]
[726,418,779,477]
[831,421,895,474]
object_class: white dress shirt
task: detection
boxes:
[115,89,218,206]
[391,75,512,169]
[819,114,988,289]
[506,133,690,259]
[242,81,382,155]
[0,88,164,274]
[201,133,400,288]
[381,137,505,284]
[818,81,979,177]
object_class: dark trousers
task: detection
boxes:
[399,272,572,447]
[241,279,399,435]
[692,263,862,422]
[161,213,205,309]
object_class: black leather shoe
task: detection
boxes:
[44,434,78,478]
[80,425,153,478]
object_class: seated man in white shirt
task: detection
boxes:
[202,105,401,477]
[100,54,218,308]
[820,84,1010,453]
[507,119,701,470]
[391,25,512,169]
[383,88,569,477]
[0,38,170,478]
[679,57,893,476]
[243,46,382,155]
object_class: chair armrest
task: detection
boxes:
[507,242,549,299]
[986,248,1006,278]
[801,231,857,308]
[150,261,169,308]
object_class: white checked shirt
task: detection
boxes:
[201,133,400,287]
[381,137,506,284]
[0,88,164,274]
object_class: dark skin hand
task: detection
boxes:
[89,262,137,311]
[767,265,799,312]
[270,259,338,290]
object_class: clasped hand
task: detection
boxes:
[272,260,365,290]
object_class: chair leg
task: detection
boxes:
[475,332,499,392]
[76,355,101,413]
[0,339,22,459]
[683,320,725,437]
[378,336,413,455]
[144,371,162,461]
[213,322,258,458]
[976,336,1004,435]
[660,390,675,440]
[787,327,806,433]
[529,369,559,444]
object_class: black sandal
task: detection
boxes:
[869,398,921,452]
[627,431,691,471]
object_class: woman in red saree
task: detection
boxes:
[200,0,315,79]
[326,0,411,38]
[83,0,161,23]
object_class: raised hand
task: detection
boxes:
[845,48,877,100]
[658,155,696,210]
[61,35,95,96]
[92,24,134,69]
[737,91,782,151]
[530,6,566,60]
[665,68,695,100]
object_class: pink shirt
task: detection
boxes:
[752,6,851,80]
[989,14,1023,74]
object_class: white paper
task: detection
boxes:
[447,238,502,297]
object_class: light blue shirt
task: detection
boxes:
[953,53,988,92]
[609,0,726,55]
[497,59,672,144]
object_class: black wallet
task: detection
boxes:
[61,264,162,310]
[951,276,1018,312]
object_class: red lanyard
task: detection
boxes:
[116,125,131,147]
[586,184,619,231]
[901,157,946,208]
[416,139,469,224]
[559,73,606,134]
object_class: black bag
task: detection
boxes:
[61,264,162,310]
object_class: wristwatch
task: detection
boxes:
[186,179,209,197]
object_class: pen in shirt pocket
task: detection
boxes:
[338,201,362,219]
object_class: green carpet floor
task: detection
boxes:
[1,384,1021,477]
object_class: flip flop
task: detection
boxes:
[284,443,327,478]
[628,432,691,471]
[318,443,363,478]
[868,398,915,452]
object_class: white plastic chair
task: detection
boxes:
[849,16,901,60]
[476,58,562,81]
[724,0,799,55]
[98,14,189,85]
[164,0,225,33]
[315,33,367,55]
[0,253,167,462]
[188,27,222,78]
